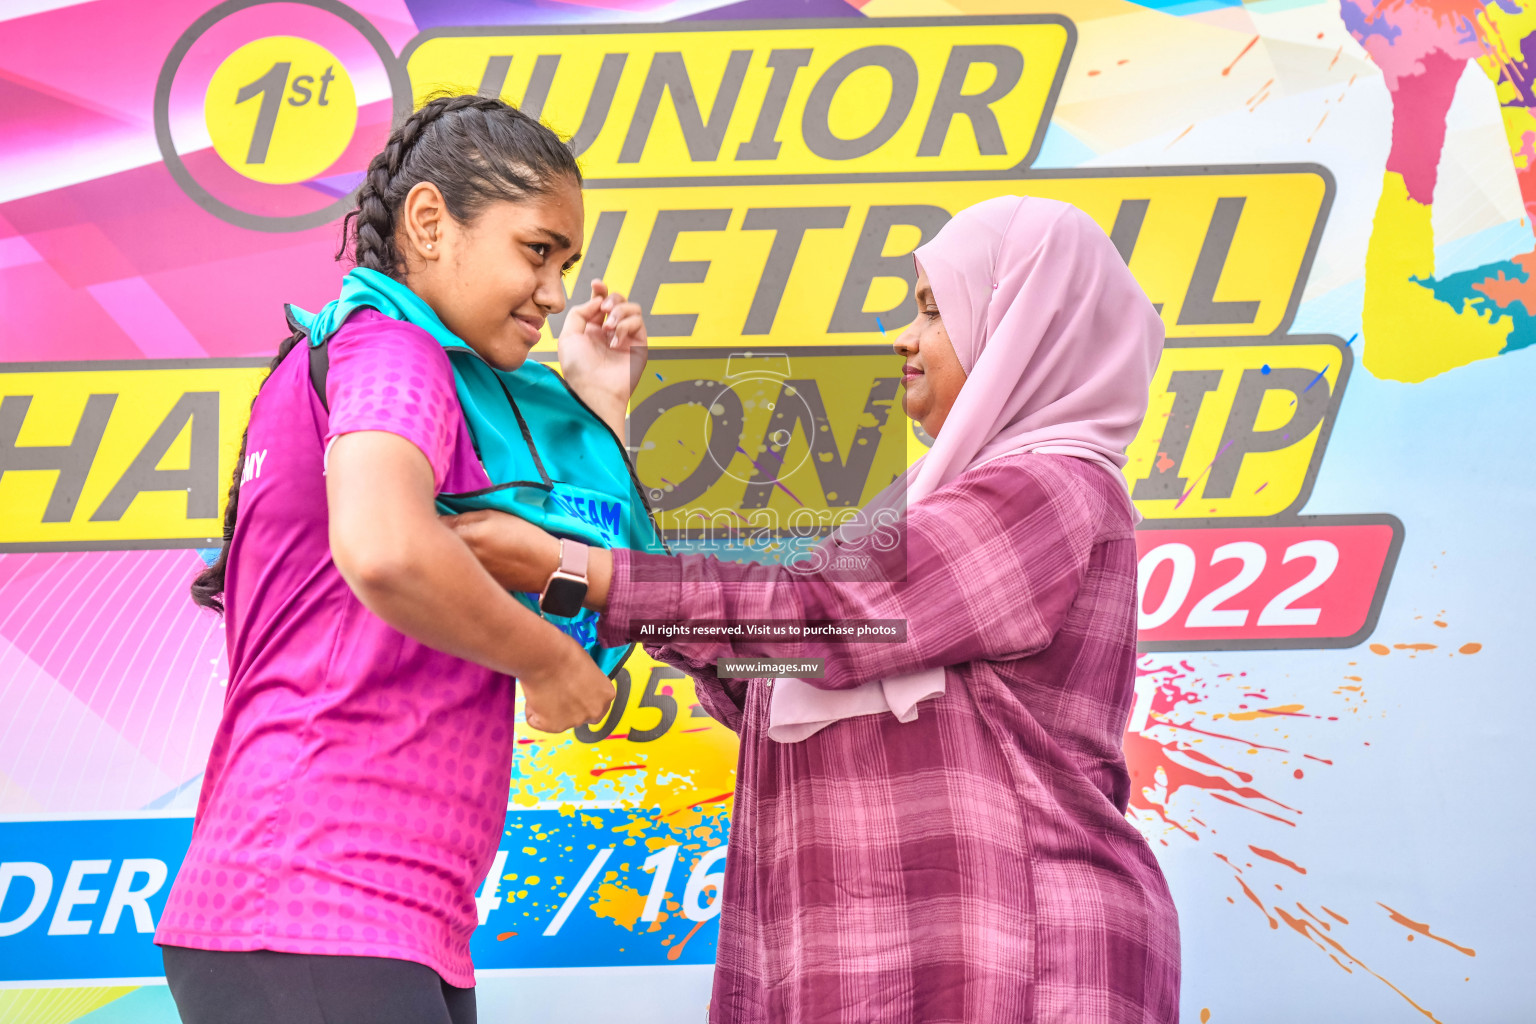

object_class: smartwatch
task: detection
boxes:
[539,539,589,618]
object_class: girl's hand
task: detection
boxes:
[557,279,647,435]
[519,642,617,734]
[444,510,619,733]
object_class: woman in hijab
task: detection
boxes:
[448,196,1180,1023]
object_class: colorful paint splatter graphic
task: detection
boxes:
[500,659,738,960]
[1125,633,1484,1022]
[1343,0,1536,380]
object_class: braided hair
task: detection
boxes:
[192,96,580,612]
[341,93,581,276]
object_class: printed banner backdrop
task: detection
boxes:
[1,0,1533,1021]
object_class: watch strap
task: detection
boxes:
[559,539,589,579]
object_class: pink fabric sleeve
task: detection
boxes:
[323,316,461,492]
[598,454,1119,697]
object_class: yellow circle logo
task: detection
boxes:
[204,36,357,185]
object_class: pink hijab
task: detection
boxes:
[768,196,1164,743]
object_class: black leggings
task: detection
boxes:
[161,946,476,1024]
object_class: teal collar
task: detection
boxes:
[286,267,476,355]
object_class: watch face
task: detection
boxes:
[541,575,587,618]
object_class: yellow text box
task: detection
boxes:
[0,362,263,549]
[1124,337,1350,520]
[404,17,1072,179]
[539,168,1328,347]
[628,348,911,534]
[0,333,1347,551]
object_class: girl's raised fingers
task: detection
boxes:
[569,293,605,328]
[603,301,642,330]
[611,312,647,348]
[570,279,608,319]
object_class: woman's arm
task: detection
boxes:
[445,510,612,610]
[327,430,615,733]
[449,456,1110,692]
[612,457,1108,689]
[445,510,749,730]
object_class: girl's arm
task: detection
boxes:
[447,455,1111,694]
[327,430,615,733]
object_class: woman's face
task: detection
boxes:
[401,179,585,371]
[894,261,967,437]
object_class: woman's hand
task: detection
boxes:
[557,279,647,437]
[444,508,560,592]
[444,509,614,612]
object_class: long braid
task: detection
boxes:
[190,327,306,613]
[195,94,580,614]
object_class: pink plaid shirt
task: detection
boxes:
[600,454,1180,1023]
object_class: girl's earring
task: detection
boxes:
[426,243,434,251]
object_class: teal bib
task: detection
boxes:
[285,268,668,678]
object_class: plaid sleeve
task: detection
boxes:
[599,454,1113,691]
[599,549,748,731]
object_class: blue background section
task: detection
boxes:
[0,817,193,982]
[0,809,725,984]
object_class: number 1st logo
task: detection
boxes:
[205,35,357,185]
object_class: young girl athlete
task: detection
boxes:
[153,96,647,1023]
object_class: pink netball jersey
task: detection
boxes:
[155,310,505,987]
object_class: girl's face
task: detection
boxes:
[893,261,967,437]
[401,178,585,371]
